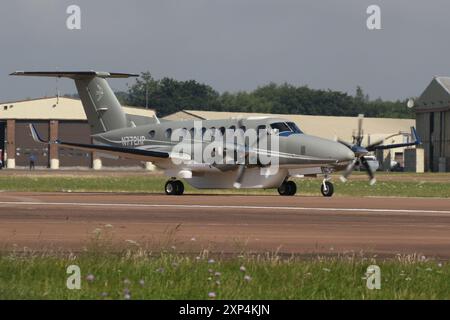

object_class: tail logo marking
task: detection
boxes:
[95,84,104,102]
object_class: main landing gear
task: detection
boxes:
[165,179,184,195]
[278,180,297,196]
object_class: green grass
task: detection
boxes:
[0,251,448,299]
[0,174,450,197]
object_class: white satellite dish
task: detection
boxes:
[407,98,415,108]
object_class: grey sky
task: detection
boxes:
[1,0,449,103]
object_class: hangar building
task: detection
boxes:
[415,76,450,172]
[0,96,155,169]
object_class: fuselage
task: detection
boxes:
[91,116,354,188]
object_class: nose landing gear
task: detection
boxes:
[320,178,334,197]
[165,179,184,195]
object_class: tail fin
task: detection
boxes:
[10,71,138,134]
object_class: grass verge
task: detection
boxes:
[0,174,450,197]
[0,250,448,299]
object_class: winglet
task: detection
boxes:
[411,127,421,145]
[29,124,48,144]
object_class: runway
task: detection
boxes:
[1,192,450,258]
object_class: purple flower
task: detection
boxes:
[86,274,95,282]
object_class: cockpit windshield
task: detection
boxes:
[286,122,303,133]
[270,122,303,135]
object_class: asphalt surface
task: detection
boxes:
[0,192,450,258]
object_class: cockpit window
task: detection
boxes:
[286,122,303,134]
[270,122,292,133]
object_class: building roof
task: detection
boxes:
[164,110,415,146]
[416,76,450,112]
[0,96,155,120]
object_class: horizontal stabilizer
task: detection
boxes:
[10,71,138,79]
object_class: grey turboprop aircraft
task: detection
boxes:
[11,71,421,196]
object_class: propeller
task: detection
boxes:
[338,114,376,185]
[233,118,261,188]
[233,118,248,189]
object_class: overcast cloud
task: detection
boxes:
[1,0,449,102]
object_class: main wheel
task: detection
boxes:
[174,180,184,195]
[278,181,297,196]
[165,180,184,195]
[320,181,334,197]
[165,180,177,195]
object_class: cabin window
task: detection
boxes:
[165,128,172,139]
[189,128,195,138]
[239,126,246,132]
[229,125,236,131]
[219,127,226,135]
[148,130,156,138]
[257,125,267,135]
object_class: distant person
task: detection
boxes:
[29,154,36,170]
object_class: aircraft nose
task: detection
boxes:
[336,143,355,162]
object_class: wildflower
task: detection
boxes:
[322,268,331,272]
[86,274,95,282]
[240,266,246,272]
[190,237,196,241]
[216,280,221,286]
[425,268,432,272]
[156,267,164,273]
[139,279,145,286]
[123,278,131,285]
[437,263,443,268]
[208,269,213,273]
[104,224,113,228]
[208,292,216,298]
[244,275,252,282]
[405,277,412,281]
[214,272,221,277]
[124,293,131,300]
[208,259,215,264]
[100,292,108,298]
[195,256,201,261]
[171,246,176,250]
[125,239,138,246]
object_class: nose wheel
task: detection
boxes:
[165,180,184,195]
[320,180,334,197]
[278,180,297,196]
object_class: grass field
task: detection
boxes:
[0,171,449,197]
[0,250,448,300]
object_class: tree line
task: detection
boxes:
[114,71,413,119]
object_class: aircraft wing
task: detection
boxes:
[366,127,421,151]
[29,124,170,162]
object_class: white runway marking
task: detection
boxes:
[1,201,450,216]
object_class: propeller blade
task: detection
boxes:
[233,165,246,189]
[340,158,358,182]
[337,139,353,150]
[356,114,364,146]
[360,156,376,185]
